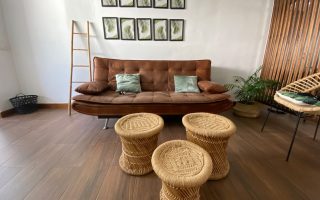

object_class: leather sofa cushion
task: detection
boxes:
[73,91,230,104]
[75,82,109,95]
[93,57,211,91]
[198,81,228,94]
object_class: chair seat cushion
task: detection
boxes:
[274,92,320,113]
[73,91,230,104]
[276,91,320,106]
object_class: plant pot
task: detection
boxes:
[233,102,261,118]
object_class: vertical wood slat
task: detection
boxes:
[280,0,306,88]
[260,0,320,106]
[261,0,286,102]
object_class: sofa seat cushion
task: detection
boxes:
[72,91,230,104]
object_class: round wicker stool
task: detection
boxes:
[115,113,164,175]
[182,113,236,180]
[152,140,213,200]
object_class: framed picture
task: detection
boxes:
[102,17,119,39]
[170,0,185,9]
[170,19,184,41]
[137,18,152,40]
[101,0,118,7]
[153,19,168,41]
[120,18,136,40]
[137,0,152,8]
[154,0,168,8]
[120,0,135,7]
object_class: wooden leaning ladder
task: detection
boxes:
[68,20,92,115]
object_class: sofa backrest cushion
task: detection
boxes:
[93,57,211,91]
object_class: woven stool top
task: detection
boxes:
[152,140,212,187]
[182,113,236,137]
[115,113,164,138]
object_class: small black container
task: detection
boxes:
[9,94,38,114]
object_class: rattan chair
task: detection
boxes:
[261,73,320,161]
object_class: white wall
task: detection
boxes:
[0,0,273,104]
[0,6,20,112]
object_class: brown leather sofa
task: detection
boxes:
[72,57,233,117]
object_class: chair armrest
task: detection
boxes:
[198,81,228,94]
[75,81,109,95]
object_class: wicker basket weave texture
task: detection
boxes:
[275,72,320,113]
[115,113,164,176]
[182,113,236,180]
[152,140,212,200]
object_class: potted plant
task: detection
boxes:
[225,67,277,118]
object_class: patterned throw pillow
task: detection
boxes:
[116,74,142,93]
[174,75,200,93]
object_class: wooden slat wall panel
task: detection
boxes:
[260,0,320,106]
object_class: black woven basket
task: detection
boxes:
[9,94,38,114]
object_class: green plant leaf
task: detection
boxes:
[172,21,180,34]
[156,26,165,39]
[139,20,148,33]
[225,66,278,104]
[105,19,115,32]
[123,25,133,39]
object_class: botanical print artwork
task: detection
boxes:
[154,19,168,40]
[101,0,117,7]
[137,0,152,7]
[154,0,168,8]
[103,17,119,39]
[171,0,185,9]
[170,19,184,41]
[121,18,136,40]
[137,19,152,40]
[120,0,135,7]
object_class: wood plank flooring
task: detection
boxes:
[0,109,319,200]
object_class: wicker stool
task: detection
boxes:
[152,140,212,200]
[182,113,236,180]
[115,113,164,175]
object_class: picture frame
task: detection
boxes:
[170,19,184,41]
[137,0,152,8]
[170,0,185,9]
[137,18,152,40]
[153,0,168,9]
[101,0,118,7]
[102,17,119,40]
[153,19,168,41]
[120,18,136,40]
[119,0,135,7]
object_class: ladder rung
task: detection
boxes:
[73,48,88,51]
[74,32,88,35]
[73,65,89,68]
[72,81,90,84]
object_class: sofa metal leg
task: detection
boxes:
[286,113,302,162]
[313,115,320,141]
[261,109,271,132]
[103,118,109,130]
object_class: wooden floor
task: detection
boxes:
[0,109,319,200]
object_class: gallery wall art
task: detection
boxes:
[137,18,152,40]
[120,18,136,40]
[102,17,119,39]
[101,0,185,9]
[101,0,186,41]
[102,17,184,41]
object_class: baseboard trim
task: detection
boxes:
[0,108,15,118]
[0,103,68,118]
[38,103,68,109]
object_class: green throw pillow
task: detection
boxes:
[116,74,142,93]
[174,75,200,93]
